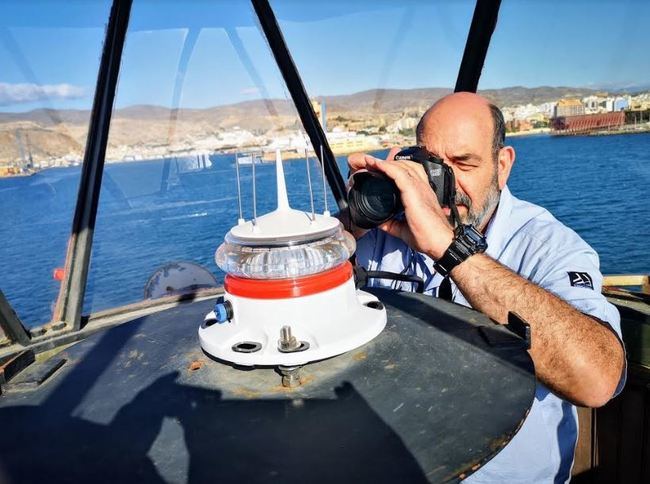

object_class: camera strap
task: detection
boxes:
[449,203,461,228]
[438,276,454,301]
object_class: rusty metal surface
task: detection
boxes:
[0,289,534,483]
[2,357,67,393]
[0,289,224,362]
[0,349,35,385]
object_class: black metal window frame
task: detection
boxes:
[0,0,133,349]
[455,0,501,93]
[1,0,501,352]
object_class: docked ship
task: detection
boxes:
[235,150,262,165]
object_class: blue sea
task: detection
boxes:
[1,133,649,328]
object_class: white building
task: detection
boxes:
[387,117,418,133]
[217,128,257,147]
[582,95,604,114]
[502,102,555,122]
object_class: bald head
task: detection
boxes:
[416,92,505,161]
[413,92,513,230]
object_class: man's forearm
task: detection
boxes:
[449,253,624,407]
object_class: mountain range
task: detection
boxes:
[0,86,635,163]
[1,85,610,126]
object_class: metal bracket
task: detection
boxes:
[0,349,35,387]
[505,312,531,350]
[0,290,31,346]
[2,357,66,394]
[478,312,531,350]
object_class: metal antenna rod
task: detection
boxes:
[320,144,329,215]
[304,148,315,221]
[235,153,244,224]
[251,153,258,227]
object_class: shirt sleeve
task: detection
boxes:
[528,227,627,398]
[354,229,378,271]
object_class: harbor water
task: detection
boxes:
[1,133,649,327]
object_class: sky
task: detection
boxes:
[1,0,649,112]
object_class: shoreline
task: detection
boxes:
[552,124,650,137]
[506,128,551,138]
[4,128,650,178]
[506,125,650,139]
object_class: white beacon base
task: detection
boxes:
[200,148,387,367]
[198,277,386,367]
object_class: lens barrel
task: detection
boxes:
[348,171,402,229]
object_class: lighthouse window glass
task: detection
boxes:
[83,0,310,315]
[478,0,650,276]
[271,0,474,160]
[0,1,111,327]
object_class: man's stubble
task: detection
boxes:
[452,171,500,230]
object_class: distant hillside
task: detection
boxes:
[0,86,625,163]
[0,85,609,127]
[319,88,452,114]
[478,86,602,107]
[320,86,605,113]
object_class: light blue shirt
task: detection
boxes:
[356,185,626,483]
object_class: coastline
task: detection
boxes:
[552,124,650,137]
[506,128,551,138]
[5,127,650,178]
[506,124,650,138]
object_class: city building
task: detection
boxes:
[554,98,585,117]
[582,95,605,114]
[551,111,625,134]
[387,116,418,133]
[630,93,650,110]
[216,127,257,148]
[614,96,630,111]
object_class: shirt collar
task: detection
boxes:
[483,185,514,259]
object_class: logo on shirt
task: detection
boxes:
[568,271,594,290]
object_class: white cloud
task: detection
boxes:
[0,82,86,106]
[239,87,260,96]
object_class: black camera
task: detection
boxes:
[347,146,457,229]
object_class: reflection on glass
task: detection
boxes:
[480,0,650,274]
[3,0,648,325]
[85,0,315,314]
[0,1,111,327]
[274,0,474,148]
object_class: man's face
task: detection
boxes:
[417,99,502,231]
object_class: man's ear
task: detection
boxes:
[497,146,515,190]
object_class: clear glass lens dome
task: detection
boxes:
[216,228,356,279]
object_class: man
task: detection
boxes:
[349,92,626,482]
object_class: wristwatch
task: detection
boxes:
[434,224,487,276]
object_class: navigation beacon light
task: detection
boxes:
[198,149,387,368]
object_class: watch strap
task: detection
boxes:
[434,244,466,277]
[434,225,487,276]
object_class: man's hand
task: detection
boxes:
[362,156,454,260]
[347,147,400,175]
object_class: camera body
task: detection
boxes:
[348,146,456,229]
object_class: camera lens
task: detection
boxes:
[348,171,401,229]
